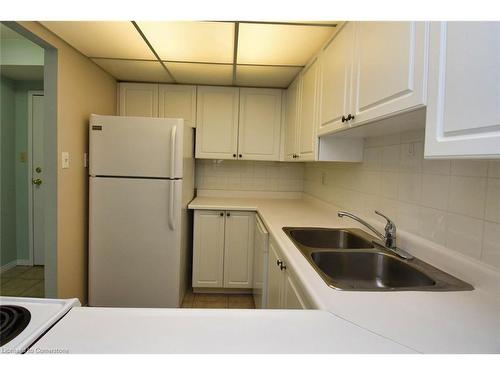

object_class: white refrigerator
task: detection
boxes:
[88,114,194,308]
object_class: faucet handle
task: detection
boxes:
[374,210,396,232]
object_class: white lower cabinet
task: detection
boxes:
[192,210,254,289]
[266,238,309,309]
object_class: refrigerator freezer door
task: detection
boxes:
[89,114,183,178]
[89,177,182,308]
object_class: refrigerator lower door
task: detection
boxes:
[89,177,182,308]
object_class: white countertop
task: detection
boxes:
[189,194,500,353]
[30,307,413,354]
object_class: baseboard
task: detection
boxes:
[0,260,18,274]
[17,259,33,266]
[193,287,252,294]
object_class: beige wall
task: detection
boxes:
[304,129,500,271]
[19,22,117,303]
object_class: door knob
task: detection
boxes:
[32,178,42,186]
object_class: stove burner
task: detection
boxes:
[0,305,31,347]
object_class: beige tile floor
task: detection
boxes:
[182,290,255,309]
[0,266,45,297]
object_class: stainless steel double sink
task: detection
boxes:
[283,227,473,292]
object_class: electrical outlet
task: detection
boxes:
[62,152,70,169]
[321,172,328,186]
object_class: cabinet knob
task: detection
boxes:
[233,154,236,158]
[342,115,347,123]
[280,264,287,271]
[220,212,224,217]
[347,114,355,121]
[226,212,231,217]
[239,154,242,158]
[277,259,283,266]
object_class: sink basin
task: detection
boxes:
[282,226,474,292]
[283,228,374,249]
[311,251,435,290]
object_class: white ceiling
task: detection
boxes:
[40,21,338,88]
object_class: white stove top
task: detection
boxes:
[0,297,80,354]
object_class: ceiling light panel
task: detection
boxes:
[137,22,235,63]
[237,23,335,66]
[41,22,154,60]
[235,65,301,88]
[92,59,173,83]
[165,62,233,85]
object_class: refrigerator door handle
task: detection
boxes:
[168,182,175,230]
[170,125,177,179]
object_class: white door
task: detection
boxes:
[192,210,225,288]
[89,115,183,178]
[252,215,268,309]
[266,241,284,309]
[283,273,306,310]
[158,84,197,128]
[238,88,282,161]
[89,177,181,307]
[425,22,500,158]
[118,82,159,117]
[31,93,45,266]
[351,22,428,125]
[298,59,318,161]
[284,78,300,161]
[223,211,255,288]
[318,22,355,135]
[195,86,239,159]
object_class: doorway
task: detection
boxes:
[1,23,49,298]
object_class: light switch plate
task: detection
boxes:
[62,152,70,169]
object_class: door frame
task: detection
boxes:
[27,90,45,266]
[3,21,58,298]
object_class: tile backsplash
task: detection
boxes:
[304,129,500,270]
[195,159,304,192]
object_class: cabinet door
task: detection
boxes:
[238,88,282,161]
[118,83,158,117]
[266,240,284,309]
[284,77,300,161]
[223,211,255,288]
[158,84,197,127]
[318,22,355,135]
[351,22,428,125]
[425,22,500,158]
[283,272,307,310]
[195,86,239,159]
[192,210,225,288]
[298,59,319,161]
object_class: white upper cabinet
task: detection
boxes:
[351,22,428,126]
[238,88,282,161]
[284,77,301,161]
[195,86,240,159]
[118,82,158,117]
[317,21,429,136]
[158,84,197,127]
[425,22,500,158]
[298,58,319,160]
[319,22,355,134]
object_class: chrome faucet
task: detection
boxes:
[337,210,413,260]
